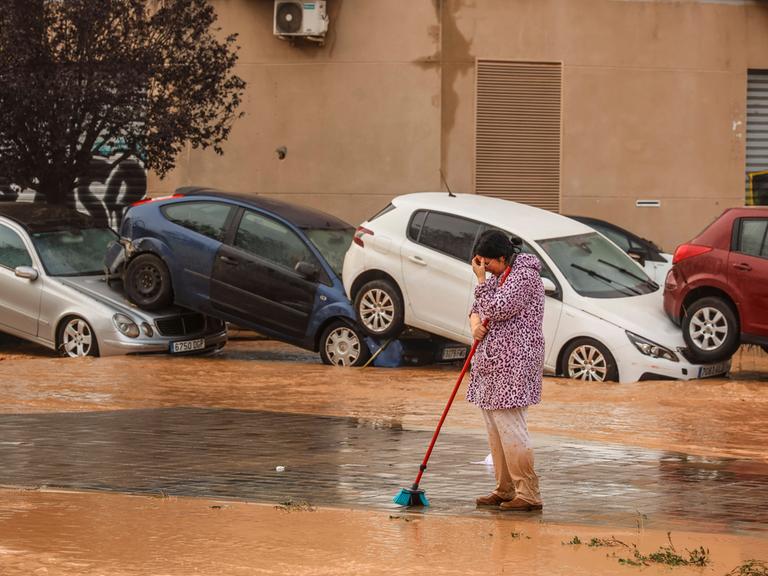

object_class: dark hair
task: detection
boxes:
[472,230,522,264]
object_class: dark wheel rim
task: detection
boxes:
[134,263,163,299]
[325,326,362,367]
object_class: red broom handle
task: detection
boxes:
[410,265,512,489]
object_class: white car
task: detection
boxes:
[342,193,729,383]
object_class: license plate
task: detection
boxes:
[441,346,468,361]
[170,338,205,353]
[698,360,730,378]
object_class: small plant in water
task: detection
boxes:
[587,536,627,548]
[563,536,582,545]
[725,560,768,576]
[274,499,315,512]
[617,533,710,568]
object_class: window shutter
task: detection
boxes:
[747,69,768,205]
[475,60,562,212]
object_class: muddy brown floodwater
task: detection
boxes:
[0,337,766,575]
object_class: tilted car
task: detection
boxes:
[106,188,371,367]
[664,206,768,363]
[0,203,227,357]
[567,215,672,285]
[342,193,729,383]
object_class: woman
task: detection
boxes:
[467,230,545,512]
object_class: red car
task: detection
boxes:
[664,207,768,363]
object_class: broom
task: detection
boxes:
[393,265,512,507]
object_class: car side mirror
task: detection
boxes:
[542,277,557,295]
[295,261,319,281]
[15,266,39,281]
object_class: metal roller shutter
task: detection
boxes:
[747,69,768,206]
[475,60,562,212]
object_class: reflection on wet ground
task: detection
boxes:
[0,407,766,535]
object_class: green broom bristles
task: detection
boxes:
[393,487,430,507]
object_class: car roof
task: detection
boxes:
[0,202,98,233]
[392,193,592,240]
[176,187,352,230]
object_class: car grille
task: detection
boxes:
[155,313,207,337]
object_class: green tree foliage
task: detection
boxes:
[0,0,246,204]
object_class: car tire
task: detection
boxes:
[354,279,405,339]
[58,316,99,358]
[124,253,173,310]
[561,338,618,382]
[682,297,739,363]
[319,321,371,367]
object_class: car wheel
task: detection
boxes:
[682,297,739,363]
[319,321,371,367]
[561,338,618,382]
[124,253,173,310]
[58,316,99,358]
[354,279,405,339]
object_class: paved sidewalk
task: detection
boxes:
[0,407,765,535]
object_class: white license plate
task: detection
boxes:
[171,338,206,353]
[698,361,730,378]
[442,347,467,361]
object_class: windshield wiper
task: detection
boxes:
[597,258,659,291]
[570,263,642,296]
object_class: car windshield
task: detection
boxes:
[31,227,118,276]
[303,228,354,277]
[537,232,658,298]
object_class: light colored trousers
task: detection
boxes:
[482,407,542,505]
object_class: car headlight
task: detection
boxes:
[113,313,140,338]
[626,331,678,362]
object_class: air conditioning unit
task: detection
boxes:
[274,1,329,41]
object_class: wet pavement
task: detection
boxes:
[1,336,767,547]
[1,405,766,535]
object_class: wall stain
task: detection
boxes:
[440,0,474,191]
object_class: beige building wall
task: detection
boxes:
[152,0,768,251]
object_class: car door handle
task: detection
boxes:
[408,255,427,266]
[219,255,239,266]
[733,262,752,272]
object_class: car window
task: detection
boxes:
[408,210,428,242]
[162,202,231,241]
[539,232,657,298]
[738,218,768,258]
[413,211,481,262]
[0,224,32,269]
[235,210,316,272]
[595,225,631,252]
[32,228,117,276]
[303,227,353,277]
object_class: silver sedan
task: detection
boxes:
[0,203,227,357]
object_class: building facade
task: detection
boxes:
[151,0,768,252]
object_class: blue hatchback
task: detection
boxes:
[106,187,371,366]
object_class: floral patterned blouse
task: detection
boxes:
[466,253,545,410]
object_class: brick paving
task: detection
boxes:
[0,407,765,535]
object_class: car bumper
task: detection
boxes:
[613,340,730,383]
[98,328,228,356]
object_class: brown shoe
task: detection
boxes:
[499,497,543,512]
[475,493,510,506]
